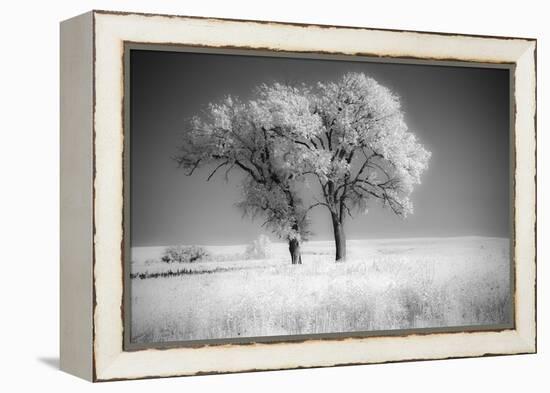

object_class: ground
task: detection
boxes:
[130,237,512,344]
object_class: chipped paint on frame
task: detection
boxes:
[90,10,537,381]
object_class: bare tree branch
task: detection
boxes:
[207,161,230,181]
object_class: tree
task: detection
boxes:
[268,73,431,261]
[175,88,317,264]
[176,73,430,264]
[237,176,308,264]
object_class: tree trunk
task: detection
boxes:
[331,213,346,262]
[288,238,302,265]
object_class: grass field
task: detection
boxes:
[130,237,512,344]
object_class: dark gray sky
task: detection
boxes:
[130,49,510,246]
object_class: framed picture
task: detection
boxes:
[60,10,537,381]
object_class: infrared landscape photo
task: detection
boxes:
[127,49,512,345]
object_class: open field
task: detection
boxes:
[130,237,512,344]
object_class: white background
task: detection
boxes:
[0,0,546,391]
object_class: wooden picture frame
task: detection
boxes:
[60,10,536,381]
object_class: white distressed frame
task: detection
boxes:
[65,10,537,381]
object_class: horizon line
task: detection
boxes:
[132,235,510,248]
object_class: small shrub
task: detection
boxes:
[161,245,209,264]
[245,235,272,259]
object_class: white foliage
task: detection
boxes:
[245,234,273,260]
[176,72,431,243]
[309,72,432,218]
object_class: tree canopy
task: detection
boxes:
[175,90,313,264]
[176,72,431,263]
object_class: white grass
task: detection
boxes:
[130,237,511,343]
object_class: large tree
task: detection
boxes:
[262,73,431,261]
[175,88,318,264]
[177,73,430,264]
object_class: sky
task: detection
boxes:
[130,49,511,246]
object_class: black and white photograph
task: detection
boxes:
[127,48,513,345]
[2,0,543,388]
